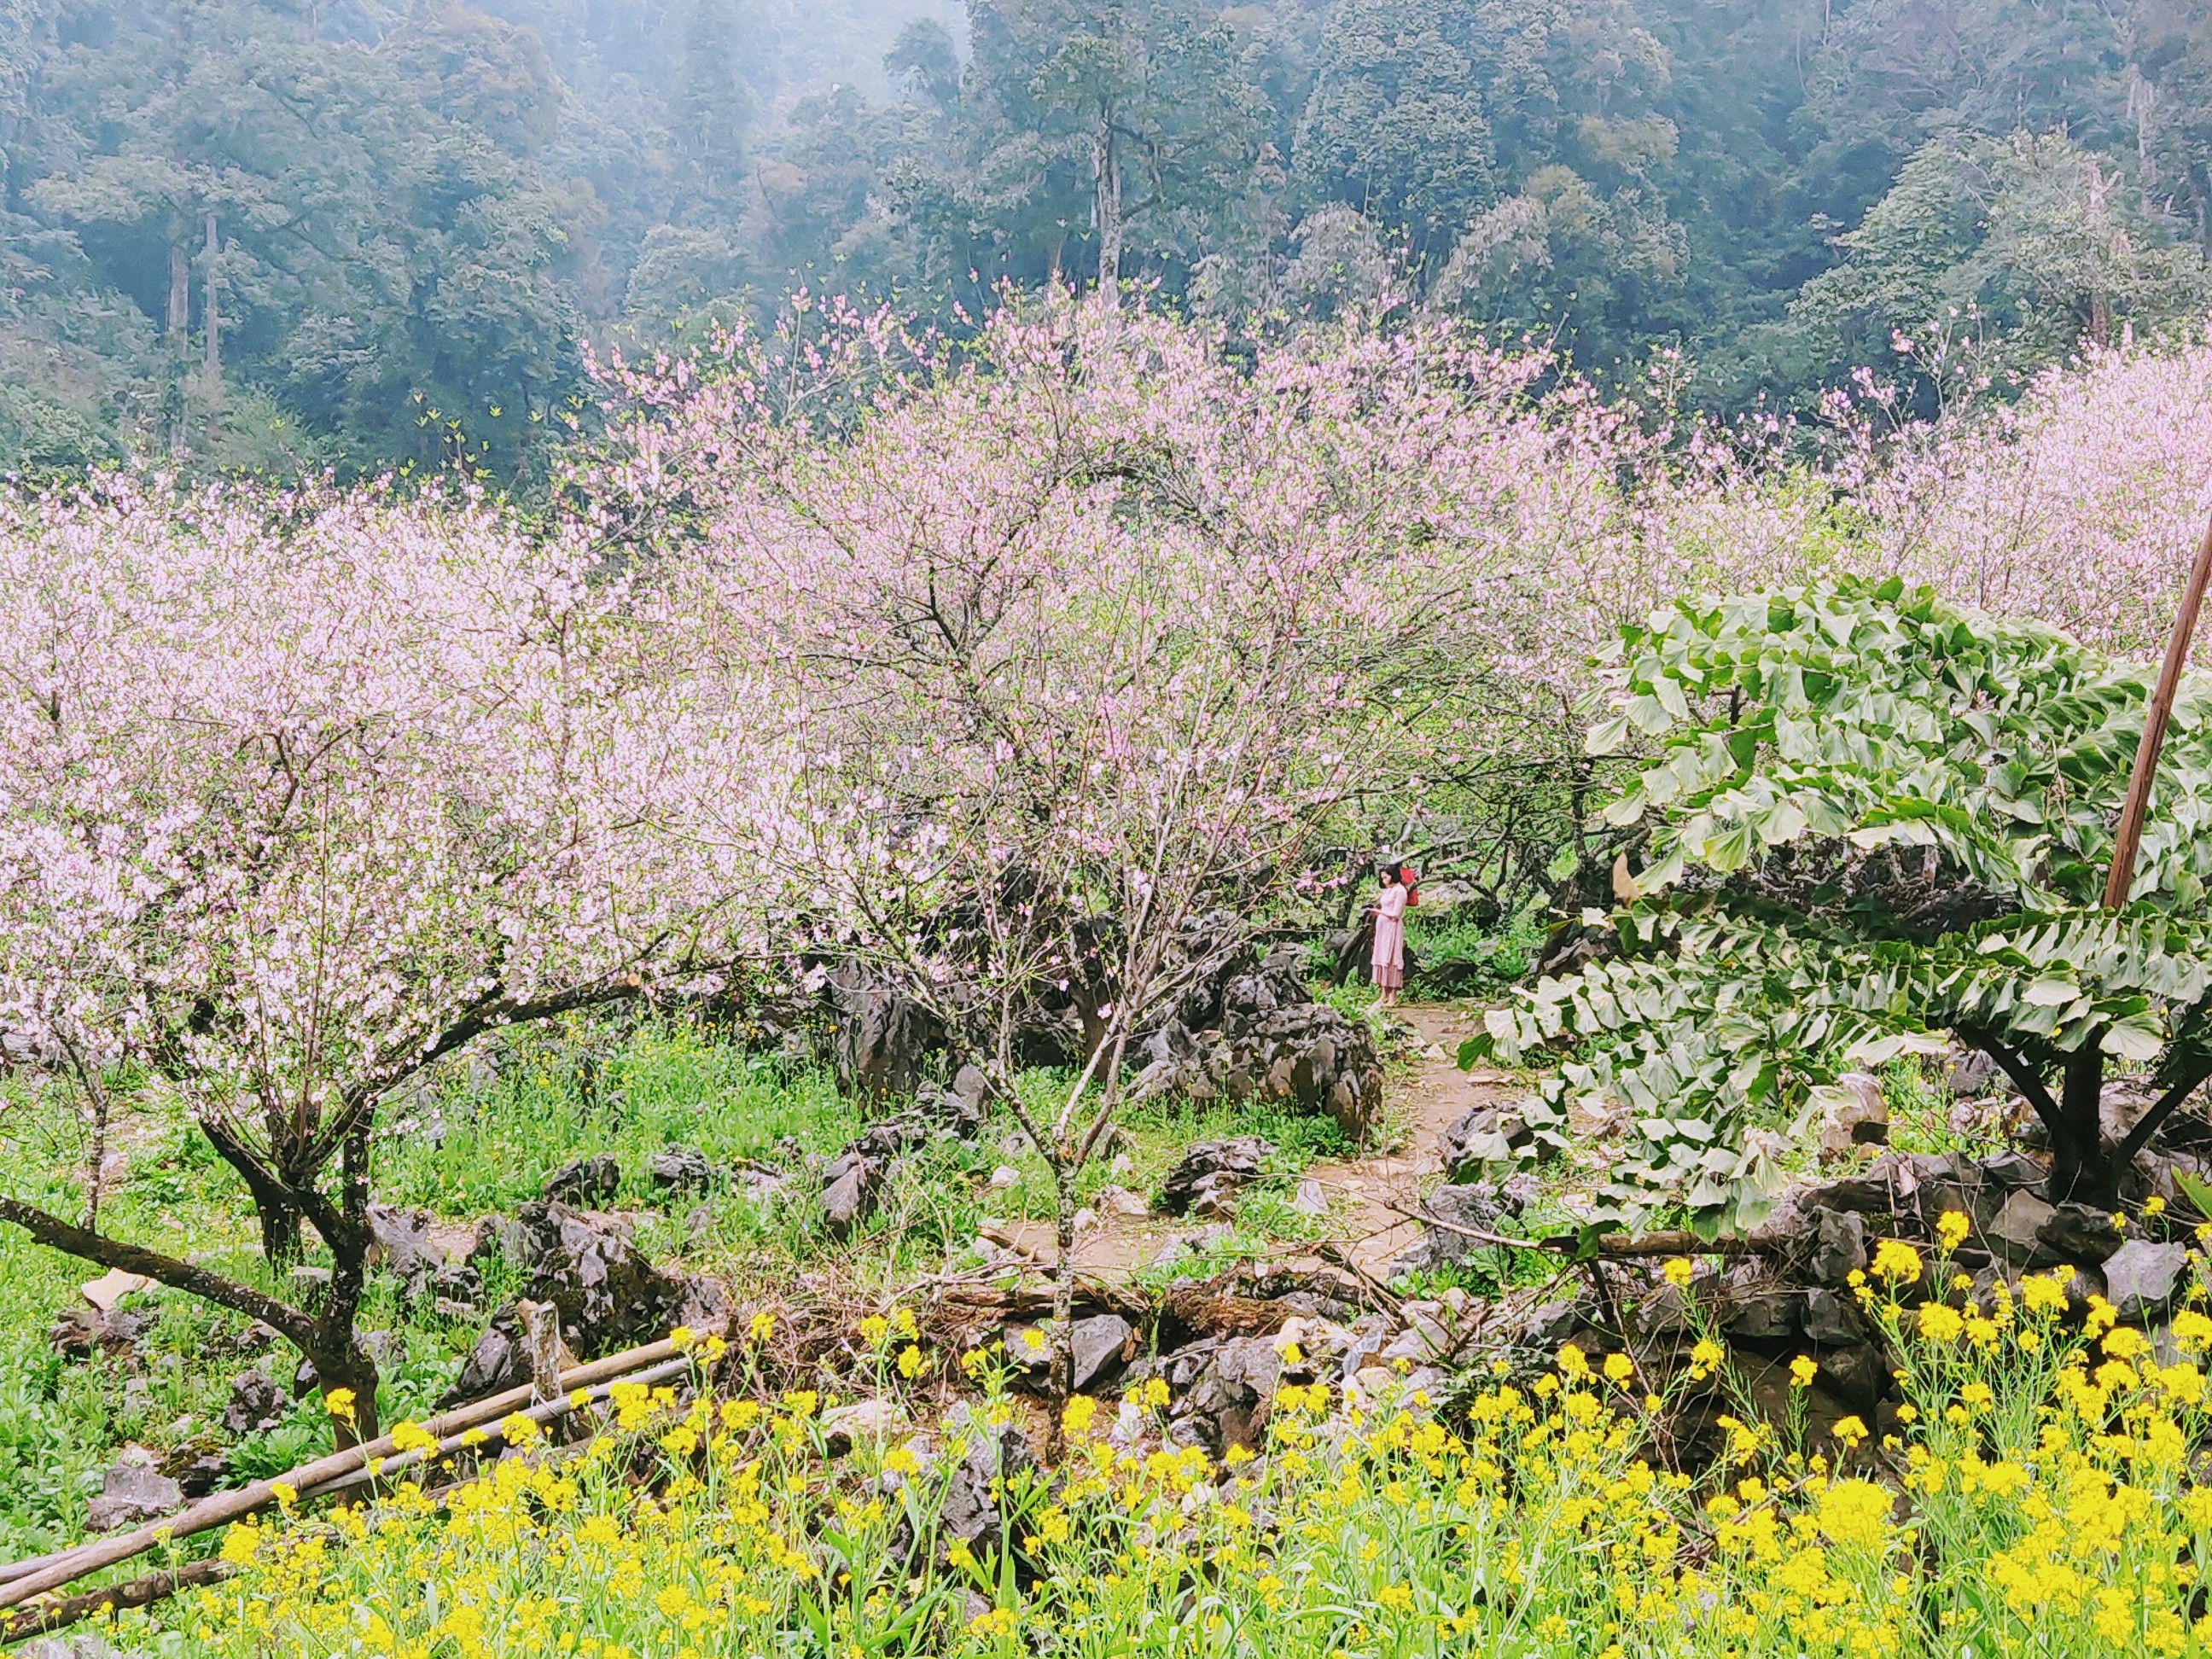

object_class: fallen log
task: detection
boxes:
[1378,1199,1778,1260]
[0,1557,231,1644]
[0,1334,687,1612]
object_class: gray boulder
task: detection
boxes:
[1391,1180,1532,1277]
[84,1450,183,1532]
[1441,1104,1552,1174]
[1160,1138,1270,1217]
[916,1063,992,1136]
[1985,1188,2056,1266]
[1128,955,1382,1140]
[649,1145,716,1198]
[2036,1204,2124,1266]
[1802,1287,1866,1348]
[1167,1336,1283,1455]
[221,1368,285,1436]
[505,1201,723,1356]
[826,965,940,1101]
[370,1203,480,1310]
[49,1306,154,1363]
[2103,1239,2190,1323]
[1804,1207,1868,1286]
[888,1421,1036,1565]
[1813,1072,1889,1162]
[542,1155,620,1207]
[820,1116,934,1236]
[1071,1314,1136,1390]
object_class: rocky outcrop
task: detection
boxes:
[542,1155,621,1208]
[1160,1138,1270,1218]
[820,1116,940,1237]
[369,1203,482,1311]
[826,965,940,1102]
[1392,1177,1537,1277]
[506,1200,723,1357]
[84,1449,183,1533]
[1131,947,1382,1138]
[221,1368,285,1436]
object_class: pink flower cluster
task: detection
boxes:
[0,476,791,1156]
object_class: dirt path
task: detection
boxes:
[1299,1004,1522,1282]
[999,1003,1527,1284]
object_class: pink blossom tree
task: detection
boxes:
[597,295,1710,1391]
[1848,324,2212,661]
[0,479,781,1444]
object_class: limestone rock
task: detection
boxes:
[1161,1138,1269,1217]
[1093,1184,1150,1219]
[1071,1313,1136,1390]
[84,1449,183,1533]
[889,1421,1035,1563]
[649,1145,716,1198]
[1127,949,1381,1139]
[1391,1181,1530,1278]
[542,1155,620,1208]
[1985,1189,2056,1266]
[221,1368,285,1436]
[915,1062,991,1136]
[501,1201,722,1358]
[50,1306,154,1363]
[826,965,940,1101]
[1804,1207,1868,1286]
[1802,1287,1866,1348]
[2102,1239,2189,1323]
[2036,1203,2124,1266]
[1813,1072,1889,1163]
[160,1437,230,1499]
[1165,1336,1282,1455]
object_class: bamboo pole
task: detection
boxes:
[0,1336,684,1611]
[2104,502,2212,909]
[302,1354,692,1501]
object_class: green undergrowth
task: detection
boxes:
[1406,910,1545,998]
[0,1018,1371,1560]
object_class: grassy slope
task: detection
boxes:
[0,1019,1364,1558]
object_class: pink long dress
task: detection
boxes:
[1370,882,1408,989]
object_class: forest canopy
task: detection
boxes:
[3,0,2209,480]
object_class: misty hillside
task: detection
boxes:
[2,0,2208,480]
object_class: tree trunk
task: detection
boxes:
[201,212,220,381]
[1091,123,1121,304]
[1050,1157,1077,1427]
[166,226,190,337]
[2047,1048,2113,1208]
[202,1121,308,1266]
[311,1338,381,1448]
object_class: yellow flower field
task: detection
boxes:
[143,1227,2212,1659]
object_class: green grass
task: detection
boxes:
[1402,909,1545,997]
[0,1017,1376,1559]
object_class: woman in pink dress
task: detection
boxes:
[1370,868,1408,1007]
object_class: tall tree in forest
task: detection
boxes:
[954,0,1267,298]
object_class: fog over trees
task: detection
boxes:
[3,0,2209,479]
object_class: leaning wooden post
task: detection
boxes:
[2104,501,2212,910]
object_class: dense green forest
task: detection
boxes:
[3,0,2210,479]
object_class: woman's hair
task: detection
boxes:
[1377,866,1397,884]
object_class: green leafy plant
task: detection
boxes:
[1464,578,2212,1229]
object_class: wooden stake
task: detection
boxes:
[2104,503,2212,909]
